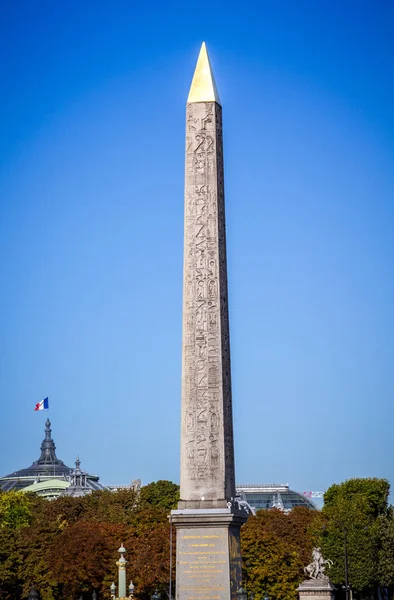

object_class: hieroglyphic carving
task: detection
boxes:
[180,100,235,502]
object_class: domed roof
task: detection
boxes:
[23,478,71,499]
[1,419,72,490]
[236,484,317,512]
[0,420,105,494]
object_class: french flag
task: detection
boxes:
[35,397,49,411]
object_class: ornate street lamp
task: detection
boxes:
[110,545,135,599]
[92,591,97,600]
[110,582,116,599]
[263,593,270,600]
[151,590,161,600]
[116,544,128,599]
[28,589,39,600]
[237,587,248,600]
[109,544,135,599]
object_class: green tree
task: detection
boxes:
[139,480,180,511]
[82,488,139,524]
[377,507,394,587]
[0,527,20,600]
[324,478,389,519]
[321,478,390,593]
[0,490,32,529]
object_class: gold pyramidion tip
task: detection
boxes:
[187,42,221,105]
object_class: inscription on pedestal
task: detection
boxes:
[177,526,231,600]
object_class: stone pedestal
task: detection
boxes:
[298,579,336,600]
[171,507,247,600]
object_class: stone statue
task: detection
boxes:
[304,547,333,580]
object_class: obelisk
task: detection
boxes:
[171,42,248,600]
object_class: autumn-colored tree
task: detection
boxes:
[0,483,177,599]
[241,507,324,600]
[125,505,175,599]
[1,478,390,600]
[0,528,21,600]
[50,521,125,599]
[17,497,68,600]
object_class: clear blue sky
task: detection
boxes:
[1,1,393,497]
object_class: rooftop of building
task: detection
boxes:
[236,483,318,512]
[0,419,105,496]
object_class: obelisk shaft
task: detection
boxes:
[180,45,235,506]
[172,43,246,600]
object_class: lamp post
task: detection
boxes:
[110,546,136,600]
[151,590,161,600]
[236,587,248,600]
[116,544,127,599]
[28,589,39,600]
[343,529,350,600]
[330,521,351,600]
[111,582,116,599]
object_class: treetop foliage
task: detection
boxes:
[139,480,180,511]
[0,481,179,600]
[241,507,324,600]
[324,478,390,520]
[0,490,33,529]
[321,478,392,593]
[0,477,393,600]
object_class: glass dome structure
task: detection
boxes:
[236,484,317,512]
